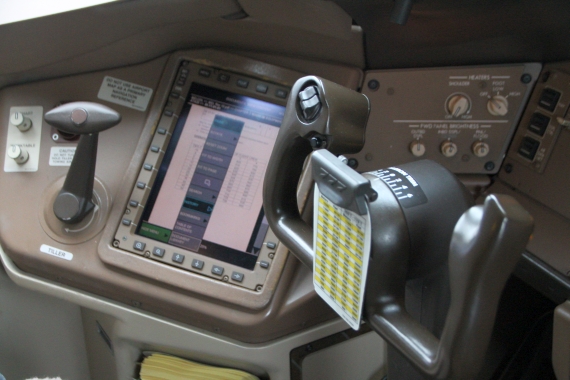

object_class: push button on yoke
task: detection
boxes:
[298,86,321,121]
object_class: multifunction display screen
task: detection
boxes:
[137,83,285,269]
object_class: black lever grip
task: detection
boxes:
[45,102,121,224]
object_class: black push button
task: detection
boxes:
[136,182,146,189]
[152,247,165,257]
[129,200,139,208]
[218,73,230,83]
[191,259,204,270]
[260,261,270,269]
[172,253,185,264]
[275,89,288,99]
[143,163,153,171]
[170,92,180,99]
[237,79,249,88]
[157,128,167,135]
[518,136,540,160]
[538,88,561,112]
[212,265,224,276]
[133,241,146,251]
[231,272,244,282]
[256,84,268,94]
[122,219,132,226]
[150,145,160,153]
[164,110,173,117]
[199,68,211,77]
[528,112,550,137]
[266,241,277,249]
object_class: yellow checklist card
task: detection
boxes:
[313,184,371,330]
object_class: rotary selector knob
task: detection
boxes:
[472,141,490,157]
[446,93,471,117]
[409,140,426,157]
[487,95,508,116]
[10,112,32,132]
[7,145,29,164]
[440,140,458,157]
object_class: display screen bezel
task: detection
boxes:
[135,82,285,270]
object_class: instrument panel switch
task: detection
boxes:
[409,140,426,157]
[7,145,29,164]
[440,140,458,157]
[518,136,540,160]
[487,95,509,116]
[472,141,490,158]
[191,259,204,270]
[10,112,32,132]
[528,112,550,136]
[538,88,561,112]
[212,265,224,276]
[172,253,185,264]
[152,247,165,257]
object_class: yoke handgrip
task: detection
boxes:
[367,194,534,379]
[263,76,369,268]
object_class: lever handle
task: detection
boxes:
[366,194,534,379]
[44,101,121,135]
[45,102,121,224]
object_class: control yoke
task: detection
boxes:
[262,76,534,379]
[45,102,121,224]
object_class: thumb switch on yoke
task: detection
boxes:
[298,86,321,121]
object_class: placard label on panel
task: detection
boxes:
[98,76,153,111]
[40,244,73,261]
[313,184,371,330]
[49,146,76,166]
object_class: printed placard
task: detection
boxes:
[313,184,371,330]
[40,244,73,261]
[49,146,76,166]
[98,76,153,111]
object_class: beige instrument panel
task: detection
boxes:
[0,50,361,343]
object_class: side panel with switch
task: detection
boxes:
[350,64,541,174]
[500,66,570,220]
[4,106,43,172]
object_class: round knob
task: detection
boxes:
[71,108,88,126]
[409,140,426,157]
[7,145,29,164]
[10,112,32,132]
[472,141,490,157]
[487,96,508,116]
[446,94,471,117]
[440,141,458,157]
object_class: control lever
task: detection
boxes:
[45,102,121,224]
[263,76,370,268]
[263,76,534,379]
